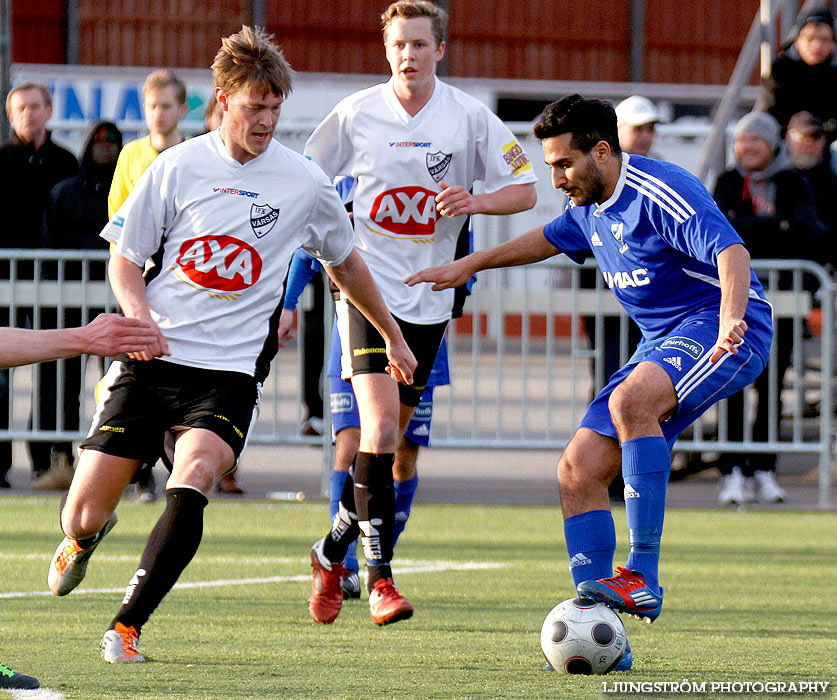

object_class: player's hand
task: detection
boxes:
[436,181,480,217]
[384,338,416,386]
[82,314,160,357]
[405,258,473,291]
[124,316,169,361]
[710,318,747,363]
[277,308,295,347]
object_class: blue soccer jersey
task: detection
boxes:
[543,154,771,343]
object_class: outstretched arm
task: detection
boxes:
[435,182,537,218]
[710,243,751,363]
[405,225,559,290]
[0,315,158,368]
[324,249,416,385]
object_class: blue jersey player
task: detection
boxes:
[407,95,773,669]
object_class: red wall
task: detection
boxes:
[12,0,66,64]
[16,0,763,86]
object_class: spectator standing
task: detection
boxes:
[33,121,123,490]
[758,9,837,144]
[0,82,78,488]
[107,69,188,502]
[786,110,837,251]
[712,111,825,504]
[615,95,662,158]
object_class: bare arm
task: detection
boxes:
[324,249,416,385]
[405,225,559,290]
[710,243,752,363]
[108,253,170,361]
[0,315,158,368]
[435,182,537,218]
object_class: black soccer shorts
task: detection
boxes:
[81,359,259,465]
[334,297,447,408]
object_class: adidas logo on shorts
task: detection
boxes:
[412,423,429,437]
[662,355,682,371]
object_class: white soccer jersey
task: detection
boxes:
[305,78,537,324]
[101,130,354,380]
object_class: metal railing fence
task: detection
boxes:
[0,251,833,508]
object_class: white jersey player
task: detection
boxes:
[305,0,537,628]
[45,26,415,664]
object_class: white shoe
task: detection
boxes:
[100,622,145,663]
[719,467,747,505]
[754,470,786,503]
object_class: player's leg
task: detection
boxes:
[102,427,233,662]
[48,360,154,596]
[48,449,137,596]
[391,385,434,547]
[392,436,419,546]
[579,310,771,622]
[350,371,401,578]
[555,425,632,670]
[558,427,621,585]
[326,349,362,579]
[102,366,256,661]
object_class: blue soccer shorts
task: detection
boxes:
[579,304,773,449]
[327,318,450,447]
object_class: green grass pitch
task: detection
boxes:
[0,496,834,699]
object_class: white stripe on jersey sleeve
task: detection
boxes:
[625,179,687,223]
[625,170,692,221]
[626,163,697,216]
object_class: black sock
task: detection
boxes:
[110,487,208,632]
[353,452,395,588]
[323,467,360,563]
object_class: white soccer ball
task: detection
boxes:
[540,597,627,675]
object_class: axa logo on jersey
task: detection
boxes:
[175,235,262,294]
[369,186,437,237]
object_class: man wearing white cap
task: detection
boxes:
[615,95,661,157]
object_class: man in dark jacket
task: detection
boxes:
[0,82,78,488]
[34,121,123,490]
[758,9,837,143]
[786,110,837,265]
[713,110,826,505]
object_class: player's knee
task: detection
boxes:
[557,450,595,492]
[333,428,360,469]
[607,383,645,431]
[360,418,400,453]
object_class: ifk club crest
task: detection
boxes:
[250,203,280,238]
[426,151,452,183]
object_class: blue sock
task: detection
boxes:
[329,470,358,571]
[392,475,418,547]
[563,510,616,589]
[622,436,669,595]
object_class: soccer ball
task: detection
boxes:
[540,598,626,675]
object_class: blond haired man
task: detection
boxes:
[107,68,188,215]
[47,26,415,663]
[304,0,537,626]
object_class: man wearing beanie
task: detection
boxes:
[758,8,837,143]
[712,110,825,505]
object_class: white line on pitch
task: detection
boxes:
[6,689,65,700]
[0,561,504,599]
